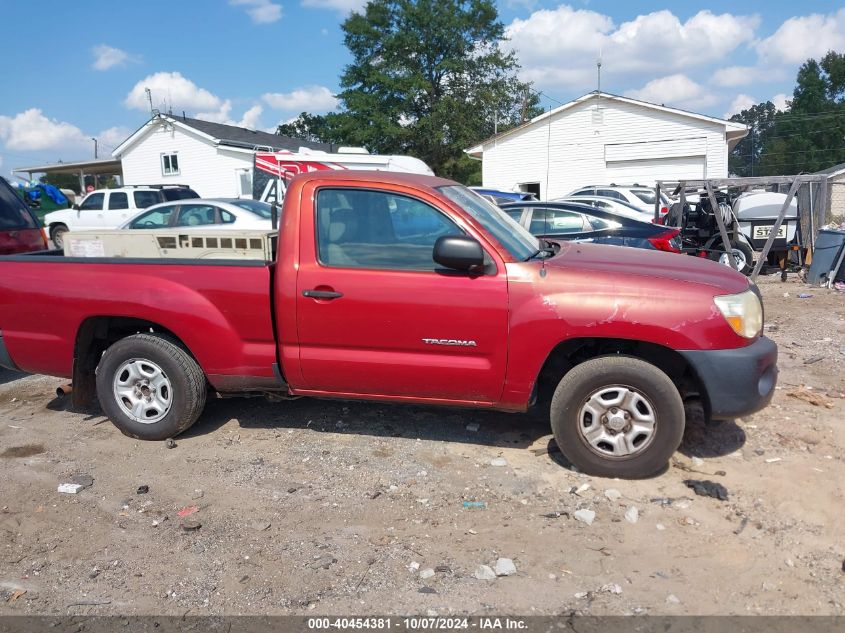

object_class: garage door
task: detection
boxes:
[605,156,705,185]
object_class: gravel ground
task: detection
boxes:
[0,274,843,616]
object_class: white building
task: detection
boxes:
[112,113,331,198]
[465,92,748,200]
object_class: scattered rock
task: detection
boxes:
[180,520,201,531]
[408,562,420,572]
[490,457,508,467]
[136,485,149,495]
[435,565,451,573]
[191,489,204,500]
[251,521,271,532]
[765,457,782,464]
[540,510,569,519]
[57,483,84,494]
[604,488,622,501]
[666,594,681,605]
[573,509,596,525]
[494,558,517,576]
[656,523,666,531]
[574,483,591,496]
[165,438,177,449]
[600,583,622,595]
[683,479,728,501]
[804,355,825,365]
[473,565,496,581]
[624,506,639,524]
[419,568,435,580]
[418,587,437,594]
[69,474,94,489]
[691,456,704,467]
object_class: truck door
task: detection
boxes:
[293,185,509,403]
[105,191,132,226]
[76,192,105,229]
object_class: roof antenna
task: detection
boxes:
[596,46,603,95]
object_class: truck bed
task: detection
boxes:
[0,251,278,390]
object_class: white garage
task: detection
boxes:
[465,92,747,200]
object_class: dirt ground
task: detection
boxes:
[0,274,843,617]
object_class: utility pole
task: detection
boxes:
[749,124,754,177]
[596,46,602,94]
[91,137,98,159]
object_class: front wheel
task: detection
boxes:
[95,333,207,440]
[50,224,68,249]
[550,356,685,478]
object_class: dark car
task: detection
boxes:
[501,201,681,253]
[0,177,48,254]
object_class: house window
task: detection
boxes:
[161,153,180,176]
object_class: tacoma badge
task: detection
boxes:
[422,338,477,347]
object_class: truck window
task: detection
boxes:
[79,193,105,210]
[315,188,464,271]
[133,191,162,208]
[529,209,587,234]
[108,192,129,210]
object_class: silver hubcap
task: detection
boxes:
[112,359,172,424]
[719,248,747,269]
[577,385,657,458]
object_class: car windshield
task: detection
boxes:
[227,199,273,218]
[437,185,540,260]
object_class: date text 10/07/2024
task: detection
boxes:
[307,617,528,630]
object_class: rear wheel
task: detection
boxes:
[550,356,685,478]
[710,240,754,275]
[50,224,68,249]
[95,333,206,441]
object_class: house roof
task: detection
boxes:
[113,113,332,157]
[465,91,749,156]
[816,161,845,179]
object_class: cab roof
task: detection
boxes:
[291,170,456,189]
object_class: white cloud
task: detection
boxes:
[91,45,138,71]
[772,93,790,112]
[712,66,756,87]
[505,8,759,93]
[0,109,88,151]
[125,72,223,112]
[723,94,757,118]
[301,0,366,13]
[238,105,264,129]
[230,0,283,23]
[625,74,718,110]
[757,8,845,64]
[97,126,132,151]
[262,85,338,112]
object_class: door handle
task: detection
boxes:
[303,289,343,299]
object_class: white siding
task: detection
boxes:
[479,98,730,200]
[119,124,252,198]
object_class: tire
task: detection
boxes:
[95,333,207,441]
[50,224,68,249]
[550,356,685,478]
[710,240,754,275]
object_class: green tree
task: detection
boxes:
[286,0,540,181]
[728,101,778,176]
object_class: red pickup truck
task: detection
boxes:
[0,172,777,477]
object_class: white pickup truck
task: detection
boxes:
[44,184,198,247]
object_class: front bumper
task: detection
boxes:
[679,336,778,420]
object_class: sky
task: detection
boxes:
[1,0,843,178]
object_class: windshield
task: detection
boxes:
[228,199,273,218]
[631,189,669,206]
[437,185,539,261]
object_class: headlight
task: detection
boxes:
[714,289,763,339]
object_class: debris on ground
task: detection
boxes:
[786,385,834,408]
[473,565,496,581]
[69,474,94,489]
[7,589,26,603]
[136,485,149,495]
[57,483,84,494]
[419,568,435,580]
[600,583,622,595]
[165,438,177,449]
[177,506,199,518]
[490,457,508,467]
[494,558,517,576]
[666,594,681,605]
[573,509,596,525]
[251,521,271,531]
[804,355,825,365]
[765,457,782,464]
[683,479,728,501]
[540,510,569,519]
[624,506,639,524]
[418,587,437,594]
[180,520,201,531]
[573,483,591,496]
[797,293,813,299]
[604,488,622,501]
[462,501,486,510]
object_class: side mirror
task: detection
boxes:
[72,203,79,210]
[433,235,484,271]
